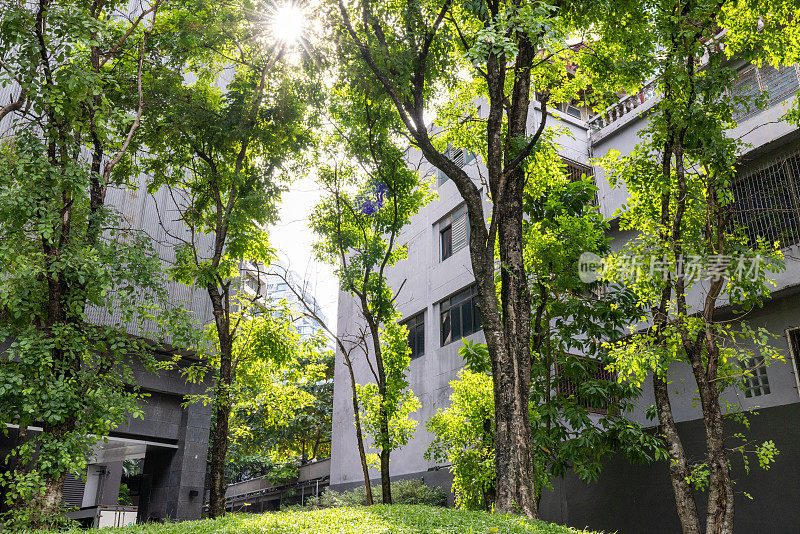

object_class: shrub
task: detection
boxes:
[305,478,446,508]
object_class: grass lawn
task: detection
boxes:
[55,505,599,534]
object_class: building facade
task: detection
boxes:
[330,61,800,532]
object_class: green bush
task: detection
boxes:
[305,479,447,508]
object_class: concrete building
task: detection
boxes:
[329,61,800,533]
[0,59,216,521]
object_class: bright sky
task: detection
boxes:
[269,173,339,326]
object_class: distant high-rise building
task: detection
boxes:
[240,261,330,342]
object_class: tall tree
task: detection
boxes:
[598,2,795,531]
[0,0,170,525]
[311,85,432,503]
[268,265,376,504]
[329,0,613,516]
[428,156,664,511]
[141,0,320,517]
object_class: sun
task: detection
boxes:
[271,2,305,44]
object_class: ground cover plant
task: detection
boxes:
[43,505,599,534]
[306,479,447,508]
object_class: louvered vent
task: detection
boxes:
[451,148,465,167]
[731,67,761,122]
[62,472,86,508]
[451,208,468,254]
[730,64,800,122]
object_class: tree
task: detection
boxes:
[597,2,794,531]
[140,0,320,517]
[268,264,377,504]
[227,334,334,483]
[522,158,665,506]
[310,83,432,503]
[428,152,664,511]
[330,0,615,515]
[0,0,171,525]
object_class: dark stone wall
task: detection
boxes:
[332,402,800,533]
[136,393,211,521]
[539,401,800,534]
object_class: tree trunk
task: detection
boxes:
[207,397,230,518]
[207,291,234,519]
[653,374,701,533]
[701,382,734,534]
[379,447,391,504]
[363,310,393,505]
[344,358,374,504]
[491,179,537,518]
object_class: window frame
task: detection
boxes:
[740,355,771,398]
[554,355,618,415]
[732,146,800,249]
[440,223,453,261]
[401,311,426,360]
[440,284,482,347]
[787,328,800,398]
[439,204,468,262]
[729,63,800,122]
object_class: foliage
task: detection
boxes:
[0,0,183,523]
[227,334,334,483]
[36,505,598,534]
[521,159,665,490]
[310,77,433,502]
[592,1,792,529]
[139,0,322,516]
[306,479,447,508]
[426,365,495,511]
[328,0,648,516]
[356,323,421,460]
[427,153,664,511]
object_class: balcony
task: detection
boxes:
[588,81,659,132]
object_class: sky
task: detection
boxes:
[269,173,339,326]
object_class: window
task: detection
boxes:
[563,158,597,205]
[245,275,261,294]
[556,356,617,414]
[402,312,425,359]
[732,147,800,249]
[437,146,473,185]
[563,158,593,183]
[788,328,800,397]
[440,285,482,346]
[730,64,800,122]
[440,205,468,261]
[740,355,770,398]
[557,101,583,119]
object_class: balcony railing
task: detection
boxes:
[588,80,659,132]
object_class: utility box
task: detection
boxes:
[66,505,138,529]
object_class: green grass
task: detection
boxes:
[56,505,599,534]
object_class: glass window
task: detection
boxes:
[401,312,425,359]
[741,356,770,398]
[440,285,481,346]
[440,224,452,260]
[439,205,468,261]
[732,150,800,249]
